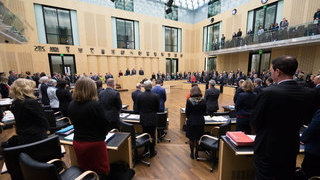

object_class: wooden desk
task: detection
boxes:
[59,132,133,168]
[222,105,235,112]
[218,136,304,180]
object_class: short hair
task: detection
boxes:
[72,77,98,103]
[156,79,163,84]
[57,80,68,89]
[144,80,152,91]
[209,80,216,86]
[48,79,57,86]
[267,77,273,84]
[136,83,141,89]
[39,76,48,84]
[272,55,298,76]
[191,83,198,87]
[0,77,8,83]
[9,70,13,75]
[254,78,262,86]
[96,80,103,89]
[190,86,202,98]
[242,80,254,92]
[107,78,114,87]
[26,71,31,75]
[238,79,245,86]
[10,79,36,101]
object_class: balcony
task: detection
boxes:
[206,22,320,56]
[0,2,26,44]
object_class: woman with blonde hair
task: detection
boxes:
[5,79,49,146]
[68,77,110,176]
[235,80,257,134]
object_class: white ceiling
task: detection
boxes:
[159,0,210,10]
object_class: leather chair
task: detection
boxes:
[19,153,98,180]
[157,112,170,143]
[119,120,152,166]
[3,135,63,180]
[44,109,71,133]
[197,120,231,172]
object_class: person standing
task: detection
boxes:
[132,83,142,113]
[0,77,10,98]
[137,80,160,157]
[151,79,166,112]
[254,78,263,94]
[251,56,318,179]
[40,76,50,106]
[69,77,110,176]
[99,78,122,130]
[313,75,320,95]
[235,80,257,134]
[186,86,206,159]
[204,80,220,116]
[8,70,17,86]
[56,80,72,117]
[139,68,144,75]
[47,79,59,112]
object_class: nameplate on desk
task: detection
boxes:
[126,114,140,120]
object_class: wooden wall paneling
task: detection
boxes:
[97,56,108,74]
[17,52,33,73]
[151,57,158,74]
[144,23,152,50]
[159,57,166,73]
[118,56,127,73]
[96,14,107,47]
[152,24,159,51]
[6,52,18,73]
[135,57,144,71]
[144,57,151,77]
[127,57,135,71]
[87,55,98,74]
[84,12,97,46]
[0,50,7,73]
[108,56,118,80]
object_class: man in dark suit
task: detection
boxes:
[251,56,319,180]
[254,78,263,94]
[131,83,142,113]
[151,79,166,112]
[204,80,220,116]
[313,75,320,95]
[125,68,130,76]
[8,70,17,86]
[99,78,122,130]
[137,80,160,157]
[131,68,136,75]
[139,68,144,75]
[40,76,50,105]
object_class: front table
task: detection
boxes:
[59,132,133,168]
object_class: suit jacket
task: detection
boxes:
[56,88,72,116]
[137,91,160,127]
[131,89,142,112]
[139,70,144,75]
[151,85,166,112]
[252,80,318,160]
[8,75,17,86]
[204,87,220,114]
[315,84,320,95]
[254,85,263,94]
[186,97,206,126]
[125,70,130,76]
[132,70,136,75]
[40,83,50,105]
[233,87,243,103]
[99,87,122,124]
[235,91,257,117]
[0,83,9,98]
[301,109,320,156]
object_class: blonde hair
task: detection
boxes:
[72,77,98,103]
[10,79,36,101]
[242,80,255,92]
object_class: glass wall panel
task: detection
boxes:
[43,7,58,34]
[251,54,260,73]
[205,22,221,51]
[50,55,63,74]
[63,56,76,75]
[260,53,271,72]
[116,18,135,49]
[206,57,217,72]
[164,26,179,52]
[249,52,271,74]
[265,5,277,29]
[115,0,133,12]
[208,0,221,18]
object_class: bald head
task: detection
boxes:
[144,80,152,91]
[107,78,115,88]
[136,83,141,89]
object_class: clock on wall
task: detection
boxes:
[261,0,268,4]
[232,9,237,15]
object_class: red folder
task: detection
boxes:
[226,131,254,146]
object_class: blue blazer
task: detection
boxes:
[301,109,320,156]
[151,85,166,112]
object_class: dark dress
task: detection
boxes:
[186,97,206,140]
[56,88,72,117]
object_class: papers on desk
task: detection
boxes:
[204,116,228,122]
[64,133,74,141]
[64,133,115,143]
[105,133,115,143]
[126,114,140,120]
[2,111,14,122]
[56,125,74,135]
[0,98,12,106]
[181,108,185,113]
[120,113,130,118]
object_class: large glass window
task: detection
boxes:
[208,0,221,18]
[248,52,271,74]
[166,58,178,75]
[116,18,135,49]
[49,54,76,75]
[43,6,73,45]
[165,26,178,52]
[250,2,278,34]
[165,6,178,21]
[115,0,134,12]
[205,57,217,72]
[203,22,221,51]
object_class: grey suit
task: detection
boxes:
[204,87,220,115]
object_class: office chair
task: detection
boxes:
[119,120,152,167]
[44,109,71,134]
[19,153,98,180]
[3,135,63,180]
[197,120,231,172]
[157,112,171,143]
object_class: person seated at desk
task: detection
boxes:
[118,70,123,77]
[139,68,144,75]
[151,79,166,112]
[235,80,257,134]
[186,86,206,159]
[190,75,196,83]
[204,80,220,116]
[68,77,110,176]
[301,109,320,179]
[125,68,130,76]
[56,80,72,117]
[131,68,136,75]
[3,79,49,147]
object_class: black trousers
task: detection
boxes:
[302,152,320,179]
[142,126,156,154]
[236,117,251,134]
[254,153,296,180]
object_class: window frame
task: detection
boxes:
[164,26,179,52]
[204,22,221,52]
[42,5,74,45]
[115,0,134,12]
[115,17,135,49]
[252,1,278,33]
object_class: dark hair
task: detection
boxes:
[156,79,163,84]
[26,71,31,75]
[272,55,298,76]
[96,80,103,89]
[190,86,202,97]
[40,72,46,77]
[191,83,198,87]
[267,77,273,83]
[57,80,68,89]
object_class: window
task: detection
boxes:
[165,6,178,21]
[164,26,178,52]
[248,52,271,74]
[115,0,134,12]
[49,54,76,75]
[43,6,73,45]
[205,57,217,72]
[208,0,221,18]
[203,22,221,51]
[166,58,178,75]
[116,18,135,49]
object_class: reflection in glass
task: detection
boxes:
[116,19,135,49]
[63,56,76,75]
[206,22,220,51]
[251,54,260,73]
[206,57,217,72]
[166,59,178,74]
[165,27,178,52]
[49,55,76,75]
[50,55,63,74]
[265,5,276,29]
[260,53,271,72]
[115,0,133,12]
[208,0,221,18]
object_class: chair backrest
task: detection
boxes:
[42,105,52,111]
[3,135,62,180]
[157,112,167,129]
[218,120,231,138]
[121,109,136,114]
[19,153,59,180]
[119,120,138,162]
[213,112,229,116]
[44,109,57,129]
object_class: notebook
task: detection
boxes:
[105,133,115,143]
[126,114,140,120]
[226,131,254,146]
[56,125,74,134]
[1,111,14,122]
[120,113,130,118]
[212,116,228,122]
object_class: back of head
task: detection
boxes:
[156,79,162,85]
[96,80,103,89]
[107,78,114,87]
[72,77,97,103]
[190,86,202,98]
[238,79,245,87]
[136,83,141,89]
[254,78,262,86]
[10,79,36,101]
[209,80,216,87]
[144,80,152,91]
[272,55,298,76]
[57,80,68,89]
[48,79,57,87]
[242,80,254,92]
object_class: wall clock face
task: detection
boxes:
[261,0,268,4]
[232,9,237,15]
